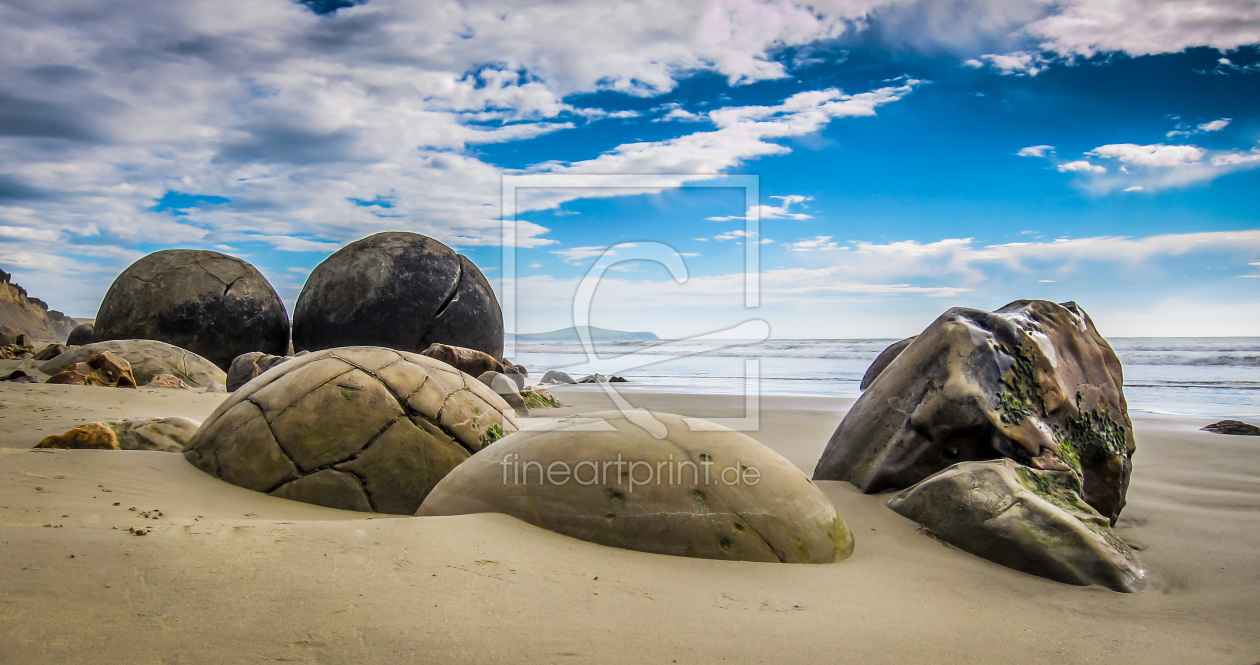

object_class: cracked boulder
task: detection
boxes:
[184,346,522,514]
[814,300,1135,524]
[292,232,502,358]
[94,250,290,370]
[418,410,854,564]
[887,459,1144,592]
[40,339,225,388]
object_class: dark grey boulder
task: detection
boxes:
[227,351,295,392]
[860,336,916,390]
[1201,420,1260,436]
[292,232,502,358]
[814,300,1135,524]
[94,250,289,370]
[67,323,94,346]
[887,459,1144,592]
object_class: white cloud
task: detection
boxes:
[1057,160,1106,174]
[964,51,1049,76]
[1124,186,1145,192]
[551,246,612,263]
[785,235,845,251]
[1030,0,1260,57]
[1089,144,1206,168]
[706,194,813,221]
[1168,118,1232,137]
[1018,145,1054,158]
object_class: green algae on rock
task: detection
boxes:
[418,410,854,564]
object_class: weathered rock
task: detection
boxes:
[1201,420,1260,436]
[36,423,120,450]
[814,300,1135,524]
[203,381,226,393]
[94,249,289,370]
[577,373,608,384]
[887,459,1144,592]
[46,352,137,388]
[609,375,629,382]
[540,369,575,385]
[422,343,504,377]
[184,347,522,514]
[520,385,562,409]
[292,232,503,358]
[418,410,854,564]
[40,340,225,388]
[0,268,77,342]
[33,343,66,361]
[227,352,294,391]
[148,373,190,389]
[3,369,42,383]
[106,417,201,452]
[67,322,94,346]
[478,371,526,413]
[860,336,916,390]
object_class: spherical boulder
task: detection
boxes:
[184,346,522,514]
[94,250,289,370]
[67,322,94,346]
[418,410,854,563]
[292,232,503,358]
[40,339,225,388]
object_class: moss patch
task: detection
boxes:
[522,390,563,409]
[478,423,505,448]
[996,342,1045,426]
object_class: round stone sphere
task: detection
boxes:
[418,410,855,563]
[94,250,289,370]
[184,346,521,514]
[292,232,503,358]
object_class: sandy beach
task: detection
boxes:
[1,381,1255,664]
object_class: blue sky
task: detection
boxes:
[0,0,1257,339]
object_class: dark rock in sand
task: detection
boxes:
[227,352,295,392]
[292,232,503,358]
[418,410,854,563]
[67,322,94,346]
[887,459,1144,592]
[94,249,289,370]
[33,343,67,361]
[577,373,608,384]
[860,336,916,390]
[421,343,505,377]
[1201,420,1260,436]
[184,347,521,515]
[540,370,575,385]
[41,339,225,388]
[814,300,1135,524]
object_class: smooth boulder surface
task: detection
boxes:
[184,347,521,515]
[1201,420,1260,436]
[477,371,526,413]
[94,250,289,370]
[814,300,1135,524]
[108,417,201,452]
[419,410,854,564]
[40,340,226,388]
[421,343,504,377]
[67,322,94,346]
[860,336,915,390]
[292,233,503,358]
[887,459,1144,592]
[540,370,575,385]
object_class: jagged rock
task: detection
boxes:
[860,336,916,390]
[94,249,290,370]
[292,232,503,358]
[520,385,562,409]
[67,323,94,346]
[540,370,575,385]
[887,459,1144,592]
[421,343,505,377]
[184,347,521,515]
[814,300,1135,524]
[0,268,77,342]
[577,373,608,384]
[46,352,137,388]
[1201,420,1260,436]
[147,373,190,389]
[477,371,526,413]
[419,410,854,563]
[33,343,66,361]
[227,352,294,391]
[609,375,628,382]
[40,339,225,388]
[106,417,200,452]
[36,423,120,450]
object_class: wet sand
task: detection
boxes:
[0,382,1256,663]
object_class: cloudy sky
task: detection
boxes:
[1,0,1258,339]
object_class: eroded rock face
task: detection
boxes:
[226,352,295,391]
[108,417,201,452]
[46,352,138,388]
[418,410,854,564]
[94,250,290,370]
[292,233,503,358]
[422,343,504,377]
[40,339,225,388]
[184,347,521,515]
[37,423,120,450]
[814,300,1134,523]
[887,459,1144,592]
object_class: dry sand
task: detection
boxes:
[0,381,1256,663]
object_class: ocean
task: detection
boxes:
[509,337,1260,419]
